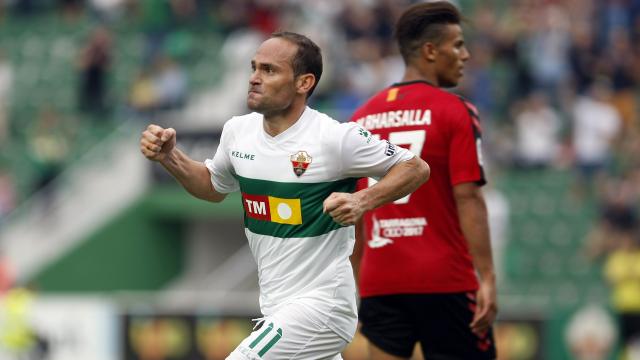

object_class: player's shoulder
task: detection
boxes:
[304,107,347,132]
[350,86,395,121]
[308,107,340,126]
[453,94,480,120]
[221,112,261,133]
[406,82,473,111]
[335,121,367,136]
[448,95,482,133]
[431,92,481,127]
[335,122,376,150]
[429,88,472,110]
[318,110,363,132]
[311,109,372,147]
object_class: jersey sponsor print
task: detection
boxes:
[205,107,414,341]
[242,193,302,225]
[351,81,485,296]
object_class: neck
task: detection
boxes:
[263,101,307,137]
[402,64,439,86]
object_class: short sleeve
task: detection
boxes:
[340,123,415,179]
[449,99,486,186]
[204,121,240,193]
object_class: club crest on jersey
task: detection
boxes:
[290,151,312,177]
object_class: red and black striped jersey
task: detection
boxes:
[351,80,485,297]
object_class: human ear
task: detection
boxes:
[296,74,316,95]
[421,42,438,62]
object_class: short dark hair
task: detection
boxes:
[395,1,462,63]
[270,31,323,98]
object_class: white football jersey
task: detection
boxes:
[205,107,413,341]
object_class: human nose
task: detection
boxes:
[461,46,470,62]
[249,69,261,85]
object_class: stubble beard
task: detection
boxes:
[247,96,266,113]
[247,98,277,117]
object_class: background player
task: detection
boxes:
[351,2,497,359]
[141,31,430,359]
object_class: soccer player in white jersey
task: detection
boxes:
[140,32,430,360]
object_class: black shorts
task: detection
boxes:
[359,293,496,359]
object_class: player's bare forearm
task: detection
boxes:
[323,157,429,225]
[160,148,226,203]
[454,183,495,282]
[455,183,497,334]
[140,124,226,203]
[358,156,430,211]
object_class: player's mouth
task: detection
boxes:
[248,90,262,101]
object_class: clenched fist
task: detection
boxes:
[140,124,177,162]
[323,192,367,226]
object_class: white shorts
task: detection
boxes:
[226,301,348,360]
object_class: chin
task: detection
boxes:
[247,101,259,111]
[445,76,463,88]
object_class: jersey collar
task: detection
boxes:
[261,106,313,144]
[390,80,437,88]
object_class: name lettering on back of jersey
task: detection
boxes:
[354,109,431,130]
[231,150,256,160]
[290,151,312,177]
[242,193,302,225]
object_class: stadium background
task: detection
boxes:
[0,0,638,359]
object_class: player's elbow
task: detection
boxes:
[414,157,430,186]
[401,156,429,192]
[421,159,430,184]
[186,182,227,203]
[205,192,227,203]
[204,186,227,203]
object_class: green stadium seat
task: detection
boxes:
[498,169,604,310]
[547,222,573,247]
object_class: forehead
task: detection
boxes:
[253,38,298,67]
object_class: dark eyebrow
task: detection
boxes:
[250,60,279,69]
[261,62,277,69]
